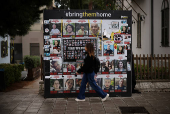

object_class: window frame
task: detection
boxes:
[161,0,169,47]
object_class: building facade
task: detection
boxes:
[123,0,170,55]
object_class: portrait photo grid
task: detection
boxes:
[44,19,131,94]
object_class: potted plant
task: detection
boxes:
[24,55,40,80]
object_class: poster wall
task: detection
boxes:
[43,10,132,97]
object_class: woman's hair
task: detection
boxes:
[106,60,109,67]
[65,79,74,90]
[85,43,94,57]
[54,40,60,46]
[65,24,74,32]
[118,46,124,54]
[111,60,114,65]
[51,61,58,68]
[117,60,126,69]
[53,80,61,89]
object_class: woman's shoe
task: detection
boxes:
[101,94,109,102]
[75,98,85,101]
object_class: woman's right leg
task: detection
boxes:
[87,72,107,98]
[77,73,88,99]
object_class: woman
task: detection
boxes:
[75,43,109,102]
[117,60,126,71]
[103,61,109,72]
[67,64,75,72]
[52,80,61,91]
[51,61,61,72]
[54,40,60,47]
[65,79,74,90]
[117,46,124,54]
[65,24,75,35]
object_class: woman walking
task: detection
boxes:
[75,43,109,102]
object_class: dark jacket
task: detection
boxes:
[77,54,95,74]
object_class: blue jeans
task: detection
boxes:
[77,71,107,99]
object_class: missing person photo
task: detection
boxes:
[63,63,76,73]
[76,23,88,35]
[49,23,61,35]
[101,60,114,73]
[94,77,102,88]
[115,78,127,91]
[111,21,119,29]
[120,26,130,34]
[50,79,63,91]
[103,40,114,56]
[89,23,101,36]
[117,45,125,54]
[115,60,127,72]
[53,40,60,47]
[45,39,50,45]
[64,78,75,90]
[101,60,110,73]
[76,78,82,90]
[50,59,62,73]
[63,23,75,35]
[76,63,84,74]
[102,78,114,90]
[121,20,127,24]
[127,62,131,71]
[44,35,50,39]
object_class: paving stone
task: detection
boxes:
[105,108,119,113]
[92,110,105,114]
[114,103,127,107]
[0,103,9,109]
[51,111,65,114]
[44,98,56,103]
[3,105,18,110]
[0,109,11,114]
[39,107,53,111]
[66,107,78,110]
[56,98,67,101]
[103,103,115,107]
[78,102,90,106]
[53,106,66,109]
[55,102,67,106]
[91,104,103,107]
[135,100,148,103]
[79,111,92,114]
[11,110,25,114]
[65,110,78,113]
[145,107,159,114]
[91,107,104,110]
[138,103,152,107]
[18,102,32,108]
[23,98,35,102]
[143,96,156,100]
[24,112,37,114]
[37,110,52,114]
[79,106,91,109]
[25,108,39,113]
[14,107,28,111]
[156,108,170,114]
[26,94,38,98]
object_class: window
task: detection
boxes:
[161,0,169,47]
[30,43,40,56]
[137,13,141,48]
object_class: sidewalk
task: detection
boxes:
[0,77,170,114]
